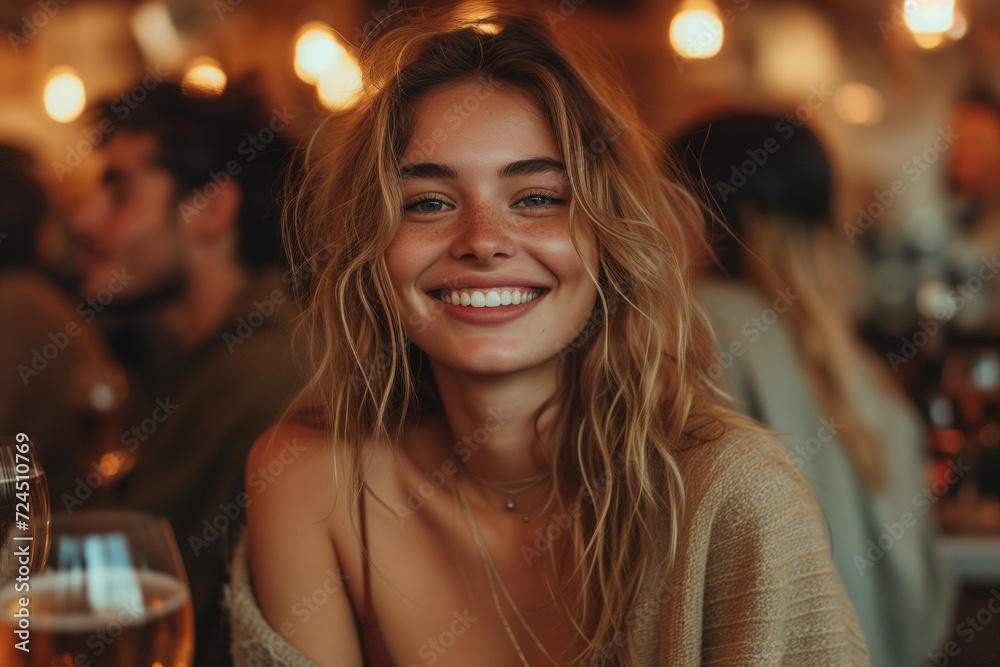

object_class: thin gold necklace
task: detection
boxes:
[458,463,551,522]
[456,474,560,666]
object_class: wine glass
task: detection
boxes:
[0,435,50,585]
[0,510,194,666]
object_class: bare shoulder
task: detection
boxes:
[244,421,362,666]
[245,422,342,513]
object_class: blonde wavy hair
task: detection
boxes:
[283,9,736,664]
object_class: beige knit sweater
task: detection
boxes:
[226,428,870,666]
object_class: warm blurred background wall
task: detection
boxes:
[3,0,999,329]
[3,3,1000,663]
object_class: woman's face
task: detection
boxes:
[385,80,599,377]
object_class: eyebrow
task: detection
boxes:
[399,157,566,181]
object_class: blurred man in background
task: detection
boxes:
[68,80,304,666]
[0,142,126,509]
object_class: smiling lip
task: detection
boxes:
[426,287,548,324]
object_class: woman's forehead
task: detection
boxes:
[402,81,560,172]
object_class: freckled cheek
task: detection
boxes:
[385,230,442,299]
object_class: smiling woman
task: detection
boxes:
[227,8,870,667]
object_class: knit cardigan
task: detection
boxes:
[226,428,870,666]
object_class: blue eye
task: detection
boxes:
[404,196,453,214]
[514,193,568,209]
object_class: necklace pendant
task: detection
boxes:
[505,497,516,511]
[522,514,530,523]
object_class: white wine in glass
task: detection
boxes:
[0,510,194,667]
[0,434,50,585]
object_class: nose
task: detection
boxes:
[69,189,108,241]
[449,198,516,263]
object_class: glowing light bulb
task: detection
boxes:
[295,22,345,85]
[669,1,724,60]
[904,0,954,34]
[44,68,86,123]
[181,58,227,97]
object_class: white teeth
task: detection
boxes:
[437,288,543,308]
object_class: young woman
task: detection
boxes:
[227,12,869,667]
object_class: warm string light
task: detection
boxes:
[669,0,724,60]
[903,0,966,50]
[293,21,362,110]
[44,67,86,123]
[181,57,227,97]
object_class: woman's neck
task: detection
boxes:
[428,357,562,483]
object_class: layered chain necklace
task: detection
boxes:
[457,465,551,523]
[456,473,560,666]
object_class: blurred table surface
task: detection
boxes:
[940,534,1000,583]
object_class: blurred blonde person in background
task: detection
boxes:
[676,112,956,666]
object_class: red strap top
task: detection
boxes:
[358,487,398,667]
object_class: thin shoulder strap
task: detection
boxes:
[358,485,377,628]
